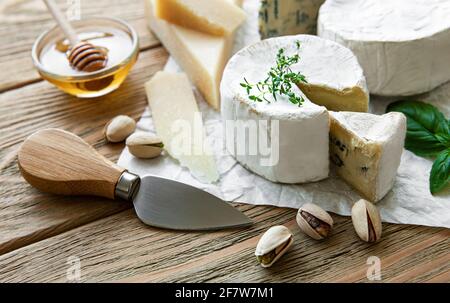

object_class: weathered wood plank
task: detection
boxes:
[386,251,449,282]
[0,0,448,284]
[142,222,449,283]
[0,206,447,282]
[0,46,168,255]
[0,206,285,282]
[0,0,160,92]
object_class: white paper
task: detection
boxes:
[119,0,450,228]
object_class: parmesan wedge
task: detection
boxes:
[145,71,219,183]
[145,0,243,110]
[155,0,246,36]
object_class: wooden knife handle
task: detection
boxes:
[18,128,125,199]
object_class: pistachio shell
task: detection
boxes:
[104,115,136,143]
[296,203,333,240]
[351,199,382,242]
[255,225,293,268]
[126,132,163,159]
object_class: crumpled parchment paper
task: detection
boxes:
[118,0,450,228]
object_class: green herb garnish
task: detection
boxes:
[239,41,307,106]
[387,100,450,194]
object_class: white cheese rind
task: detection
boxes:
[291,35,369,112]
[329,111,407,202]
[259,0,325,39]
[318,0,450,96]
[221,36,330,183]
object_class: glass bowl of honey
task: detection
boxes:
[32,17,139,98]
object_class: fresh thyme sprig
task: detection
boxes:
[240,41,307,106]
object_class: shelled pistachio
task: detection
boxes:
[296,203,333,240]
[351,199,382,242]
[255,226,293,268]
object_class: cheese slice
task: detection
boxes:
[259,0,325,39]
[145,0,243,110]
[155,0,246,36]
[329,111,406,202]
[318,0,450,96]
[145,71,219,183]
[221,36,330,183]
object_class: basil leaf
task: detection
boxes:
[430,149,450,194]
[387,100,450,157]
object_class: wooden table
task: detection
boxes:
[0,0,448,283]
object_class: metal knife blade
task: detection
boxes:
[132,175,252,230]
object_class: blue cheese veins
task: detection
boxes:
[259,0,325,39]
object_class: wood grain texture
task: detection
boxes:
[0,47,168,255]
[0,0,448,283]
[0,0,160,92]
[0,207,447,283]
[18,129,125,199]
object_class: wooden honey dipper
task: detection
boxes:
[43,0,108,72]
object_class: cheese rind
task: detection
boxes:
[221,36,330,183]
[155,0,246,36]
[292,35,369,112]
[250,35,368,112]
[145,0,242,110]
[329,111,407,202]
[145,71,219,183]
[259,0,325,39]
[318,0,450,96]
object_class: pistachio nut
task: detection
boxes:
[104,115,136,143]
[255,225,293,268]
[296,203,333,240]
[351,199,382,242]
[126,132,164,159]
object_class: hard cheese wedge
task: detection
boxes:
[329,111,406,202]
[155,0,246,36]
[145,71,219,183]
[145,0,243,110]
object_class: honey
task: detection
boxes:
[32,18,139,98]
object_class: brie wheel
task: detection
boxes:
[222,35,338,183]
[318,0,450,96]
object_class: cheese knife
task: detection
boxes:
[18,129,252,230]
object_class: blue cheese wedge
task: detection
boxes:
[329,112,407,202]
[318,0,450,96]
[259,0,325,39]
